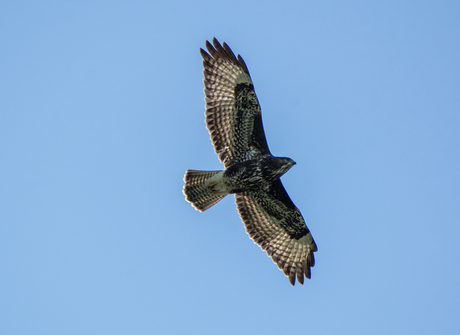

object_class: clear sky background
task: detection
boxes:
[1,1,459,334]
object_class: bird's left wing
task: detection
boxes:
[235,179,317,286]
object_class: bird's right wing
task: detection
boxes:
[201,38,270,167]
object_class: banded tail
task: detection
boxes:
[183,170,227,212]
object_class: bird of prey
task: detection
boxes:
[183,38,317,286]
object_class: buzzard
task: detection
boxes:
[183,38,317,286]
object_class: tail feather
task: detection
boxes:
[183,170,226,211]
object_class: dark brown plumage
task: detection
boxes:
[183,38,317,286]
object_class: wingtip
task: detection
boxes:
[297,271,305,285]
[304,265,311,280]
[289,272,296,286]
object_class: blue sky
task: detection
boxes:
[1,1,459,334]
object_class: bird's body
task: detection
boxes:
[217,156,295,193]
[183,38,317,286]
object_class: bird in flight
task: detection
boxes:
[183,38,317,286]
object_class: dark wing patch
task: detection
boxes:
[201,38,270,167]
[235,180,317,286]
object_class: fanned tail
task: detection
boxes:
[183,170,227,211]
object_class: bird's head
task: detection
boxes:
[275,157,296,176]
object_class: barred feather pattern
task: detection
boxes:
[201,38,270,167]
[235,191,317,286]
[183,170,226,212]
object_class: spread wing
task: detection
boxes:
[201,38,270,167]
[235,179,317,286]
